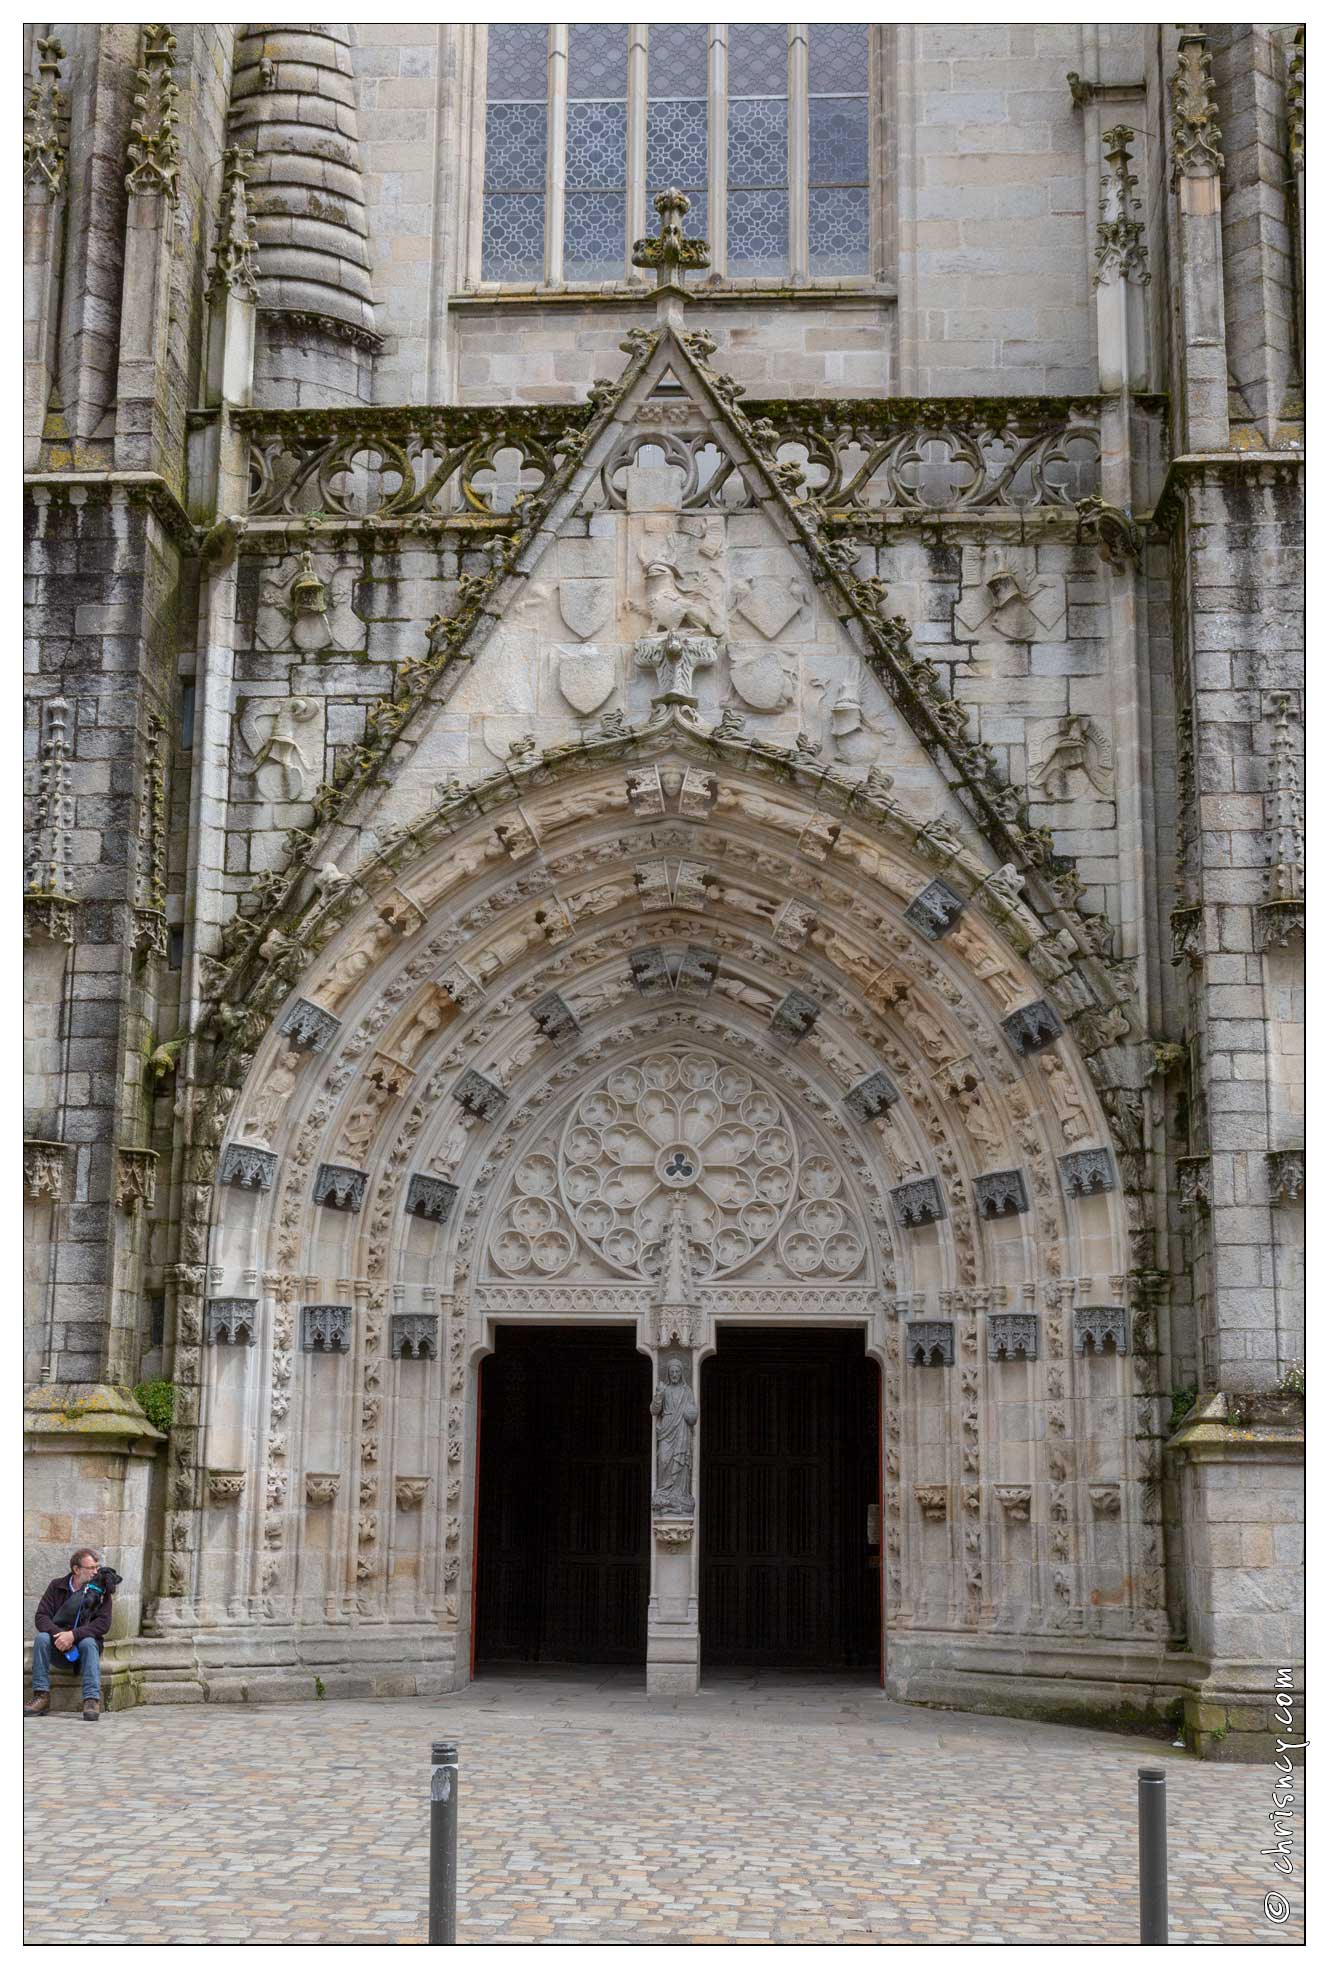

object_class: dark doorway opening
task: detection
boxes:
[474,1325,651,1668]
[701,1326,881,1672]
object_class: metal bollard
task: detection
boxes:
[429,1739,459,1944]
[1137,1767,1168,1944]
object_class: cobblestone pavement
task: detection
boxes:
[24,1671,1303,1945]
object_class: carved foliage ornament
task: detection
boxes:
[23,35,67,195]
[24,1139,66,1203]
[1170,28,1223,184]
[125,25,181,201]
[207,146,259,303]
[1095,125,1149,285]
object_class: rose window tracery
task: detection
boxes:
[484,1045,871,1285]
[560,1050,796,1281]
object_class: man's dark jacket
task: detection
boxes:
[34,1576,115,1649]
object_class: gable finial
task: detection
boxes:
[632,188,710,292]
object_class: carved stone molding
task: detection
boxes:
[279,999,342,1052]
[404,1173,459,1222]
[115,1148,159,1213]
[23,894,76,945]
[313,1163,367,1212]
[903,878,965,940]
[914,1485,948,1521]
[394,1476,430,1509]
[206,1298,258,1345]
[653,1517,694,1545]
[23,1139,66,1203]
[845,1069,900,1121]
[891,1177,946,1229]
[206,1471,246,1503]
[1074,1307,1128,1356]
[906,1320,954,1366]
[305,1473,341,1505]
[1177,1153,1211,1214]
[1088,1483,1122,1516]
[302,1304,352,1353]
[1169,903,1202,964]
[1059,1148,1115,1199]
[1267,1149,1304,1208]
[1001,1000,1064,1057]
[630,947,672,996]
[1254,900,1305,952]
[974,1169,1029,1219]
[994,1485,1032,1521]
[390,1314,438,1360]
[988,1313,1039,1361]
[220,1143,278,1191]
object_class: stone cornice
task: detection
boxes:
[24,470,199,553]
[449,280,896,313]
[1145,449,1304,535]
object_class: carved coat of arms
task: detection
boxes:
[557,578,614,641]
[556,645,618,716]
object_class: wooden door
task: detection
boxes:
[700,1327,879,1669]
[474,1327,651,1666]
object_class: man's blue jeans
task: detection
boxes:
[31,1631,101,1700]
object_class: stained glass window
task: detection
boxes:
[478,23,875,286]
[808,23,869,276]
[482,24,548,281]
[647,24,708,239]
[565,24,628,280]
[727,24,788,277]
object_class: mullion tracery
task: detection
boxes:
[646,24,709,240]
[565,22,629,281]
[726,23,790,277]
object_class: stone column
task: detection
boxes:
[114,25,181,478]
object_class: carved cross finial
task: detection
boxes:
[1169,25,1223,185]
[631,187,710,290]
[23,35,68,195]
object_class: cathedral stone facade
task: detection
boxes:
[23,24,1303,1758]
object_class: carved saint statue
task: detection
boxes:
[650,1359,698,1514]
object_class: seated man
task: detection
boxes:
[25,1549,115,1721]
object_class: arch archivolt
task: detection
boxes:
[176,739,1162,1656]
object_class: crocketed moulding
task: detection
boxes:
[227,25,380,349]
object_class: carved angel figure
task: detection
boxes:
[1031,715,1113,800]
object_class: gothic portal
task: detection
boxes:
[23,24,1303,1756]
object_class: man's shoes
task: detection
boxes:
[82,1698,100,1722]
[24,1692,50,1716]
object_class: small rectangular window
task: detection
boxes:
[168,926,184,971]
[482,24,549,282]
[179,679,195,751]
[808,24,869,276]
[149,1293,166,1346]
[565,23,628,280]
[647,25,708,240]
[727,24,789,278]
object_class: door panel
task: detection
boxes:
[475,1326,650,1667]
[700,1327,879,1669]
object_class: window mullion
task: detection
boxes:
[626,26,648,279]
[789,24,809,284]
[547,25,568,285]
[465,24,486,288]
[709,25,727,276]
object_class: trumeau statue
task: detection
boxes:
[651,1359,698,1515]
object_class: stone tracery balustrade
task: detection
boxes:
[739,396,1103,514]
[237,405,592,520]
[231,397,1103,525]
